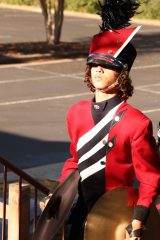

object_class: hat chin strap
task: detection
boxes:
[107,80,119,90]
[97,80,118,93]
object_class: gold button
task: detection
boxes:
[115,116,120,122]
[108,142,113,148]
[108,50,113,54]
[117,39,123,44]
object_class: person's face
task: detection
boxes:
[91,65,118,91]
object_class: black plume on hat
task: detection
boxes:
[99,0,140,31]
[87,0,141,71]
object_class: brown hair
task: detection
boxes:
[84,65,134,100]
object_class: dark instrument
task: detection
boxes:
[33,170,80,240]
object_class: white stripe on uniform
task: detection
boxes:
[80,156,106,181]
[77,102,123,151]
[78,133,109,164]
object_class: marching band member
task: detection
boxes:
[40,1,160,239]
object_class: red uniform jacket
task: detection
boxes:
[59,100,160,208]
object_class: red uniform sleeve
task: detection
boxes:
[131,118,160,208]
[58,109,78,182]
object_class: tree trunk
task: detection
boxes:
[39,0,64,45]
[54,0,64,44]
[39,0,54,44]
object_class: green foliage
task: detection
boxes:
[0,0,39,6]
[138,0,160,19]
[64,0,100,13]
[64,0,160,20]
[0,0,159,19]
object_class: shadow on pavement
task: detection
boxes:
[0,131,70,173]
[0,41,90,64]
[133,32,160,53]
[0,30,160,65]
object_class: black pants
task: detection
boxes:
[63,195,88,240]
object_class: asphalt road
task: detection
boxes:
[0,6,160,179]
[0,6,100,43]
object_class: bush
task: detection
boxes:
[0,0,159,20]
[0,0,39,6]
[64,0,100,13]
[138,0,160,19]
[65,0,160,20]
